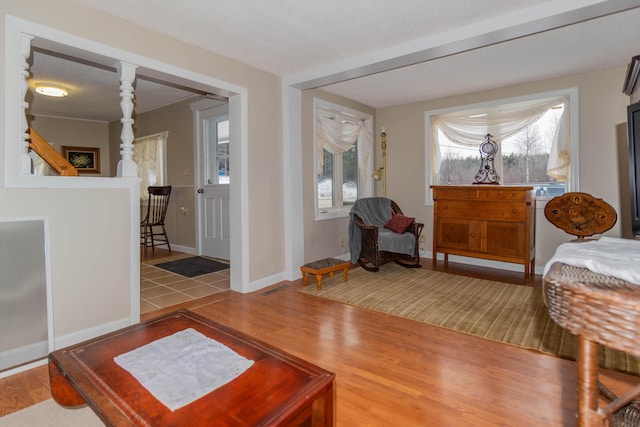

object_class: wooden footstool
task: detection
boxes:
[301,258,350,290]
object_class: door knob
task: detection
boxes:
[197,188,204,194]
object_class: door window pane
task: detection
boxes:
[206,117,229,184]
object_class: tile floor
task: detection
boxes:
[140,252,230,314]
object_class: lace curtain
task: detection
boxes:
[430,95,570,182]
[31,152,55,176]
[134,132,167,200]
[316,109,372,177]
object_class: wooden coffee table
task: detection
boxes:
[48,309,335,426]
[300,258,350,290]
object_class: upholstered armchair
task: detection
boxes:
[349,197,424,272]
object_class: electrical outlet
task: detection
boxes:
[339,237,345,248]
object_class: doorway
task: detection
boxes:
[193,101,231,260]
[9,16,250,298]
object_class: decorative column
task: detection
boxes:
[117,61,138,177]
[20,34,34,174]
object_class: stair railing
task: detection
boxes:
[27,128,78,176]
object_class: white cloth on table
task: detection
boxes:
[543,236,640,285]
[114,328,254,411]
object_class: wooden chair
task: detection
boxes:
[140,186,172,256]
[544,193,640,425]
[349,197,424,272]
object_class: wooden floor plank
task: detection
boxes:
[1,258,638,426]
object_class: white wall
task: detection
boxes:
[301,89,376,263]
[0,0,284,372]
[0,186,134,354]
[299,67,631,275]
[30,115,111,176]
[376,66,630,273]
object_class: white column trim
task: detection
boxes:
[117,61,139,178]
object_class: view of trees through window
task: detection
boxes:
[317,145,358,209]
[215,119,230,184]
[436,106,565,198]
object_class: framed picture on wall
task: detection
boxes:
[62,146,100,174]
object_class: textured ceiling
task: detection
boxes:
[73,0,553,76]
[322,7,640,108]
[27,1,640,121]
[29,48,202,122]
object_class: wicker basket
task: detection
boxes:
[544,263,640,357]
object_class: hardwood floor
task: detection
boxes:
[1,256,638,426]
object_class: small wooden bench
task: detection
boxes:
[300,258,350,290]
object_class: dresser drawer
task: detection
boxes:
[432,186,532,202]
[432,187,478,200]
[436,200,527,221]
[477,188,529,202]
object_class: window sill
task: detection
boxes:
[316,209,350,221]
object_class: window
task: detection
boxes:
[206,115,229,184]
[133,131,168,200]
[314,99,373,219]
[426,89,577,202]
[318,144,358,209]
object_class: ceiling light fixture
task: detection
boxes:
[35,84,69,97]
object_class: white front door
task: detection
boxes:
[197,104,230,260]
[201,183,230,259]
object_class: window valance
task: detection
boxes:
[316,108,372,177]
[430,96,570,182]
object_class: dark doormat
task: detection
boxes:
[155,256,229,278]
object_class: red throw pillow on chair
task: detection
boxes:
[384,213,415,234]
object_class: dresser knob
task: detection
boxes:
[470,233,475,237]
[444,205,448,210]
[512,193,517,197]
[512,209,517,214]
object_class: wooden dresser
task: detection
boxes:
[431,185,536,278]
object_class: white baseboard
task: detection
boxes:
[0,341,48,372]
[0,358,47,379]
[0,317,132,379]
[54,317,132,350]
[168,244,197,255]
[246,272,288,293]
[426,251,544,275]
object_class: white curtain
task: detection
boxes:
[431,96,570,181]
[30,151,55,176]
[316,109,372,177]
[134,132,167,200]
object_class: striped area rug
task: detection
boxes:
[298,263,640,376]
